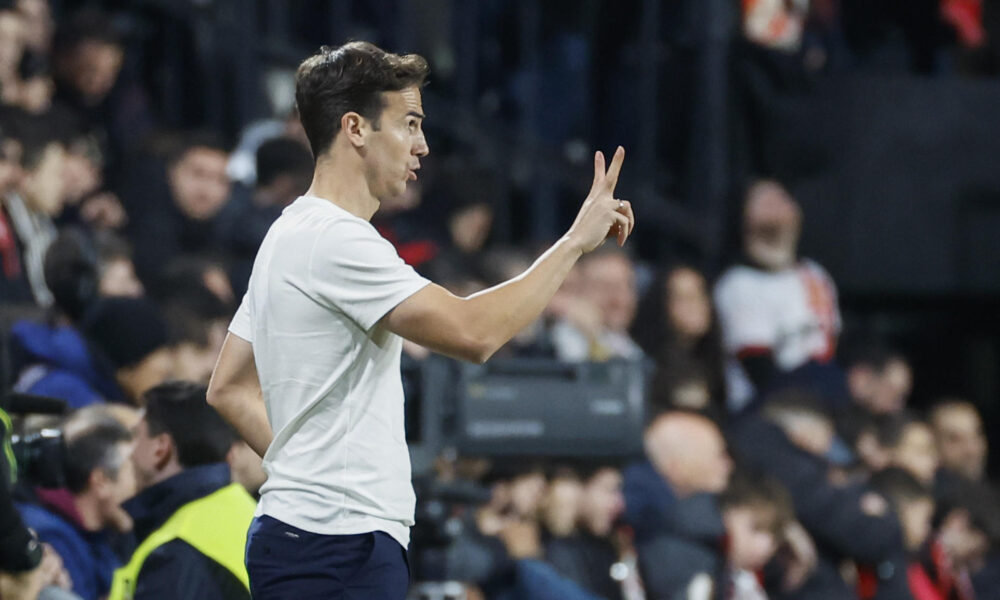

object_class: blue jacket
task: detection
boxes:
[17,495,121,600]
[9,320,123,408]
[121,463,249,600]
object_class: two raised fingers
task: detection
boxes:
[592,146,626,195]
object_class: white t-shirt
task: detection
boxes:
[229,195,430,547]
[713,259,840,411]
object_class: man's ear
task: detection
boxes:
[341,112,367,148]
[152,432,175,470]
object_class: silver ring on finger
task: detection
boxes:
[618,199,624,210]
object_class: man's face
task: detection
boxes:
[98,258,144,298]
[168,147,231,221]
[23,142,66,216]
[117,348,174,404]
[724,505,780,572]
[64,40,123,104]
[583,254,637,333]
[130,418,161,491]
[578,468,624,538]
[743,182,801,270]
[850,359,912,415]
[362,87,428,201]
[0,11,24,77]
[95,442,136,530]
[933,405,987,481]
[892,423,939,485]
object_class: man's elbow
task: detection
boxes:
[455,333,498,364]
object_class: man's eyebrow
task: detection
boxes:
[406,111,425,120]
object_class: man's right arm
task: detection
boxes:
[207,333,272,458]
[382,148,633,363]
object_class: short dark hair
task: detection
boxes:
[62,414,131,494]
[164,130,229,168]
[869,467,931,513]
[142,381,237,468]
[294,41,429,157]
[54,9,122,54]
[720,471,794,536]
[256,137,313,188]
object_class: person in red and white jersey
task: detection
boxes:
[714,179,840,412]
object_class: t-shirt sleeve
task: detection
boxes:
[714,271,776,353]
[309,219,431,331]
[228,293,253,342]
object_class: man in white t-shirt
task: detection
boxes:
[206,41,634,599]
[714,180,840,412]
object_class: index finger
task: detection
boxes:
[603,146,625,193]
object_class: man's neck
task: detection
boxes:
[73,493,104,532]
[305,148,380,221]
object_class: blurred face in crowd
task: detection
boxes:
[783,413,835,457]
[116,348,173,405]
[61,39,123,104]
[62,146,102,205]
[891,422,939,486]
[172,319,227,383]
[724,504,780,572]
[849,358,912,415]
[665,267,712,342]
[646,413,733,497]
[358,87,428,202]
[541,474,583,538]
[578,468,624,538]
[98,257,144,298]
[16,73,54,113]
[743,180,801,271]
[16,0,52,53]
[931,403,987,481]
[0,137,23,194]
[22,142,66,216]
[0,10,24,80]
[509,470,547,518]
[168,146,231,221]
[583,252,637,333]
[898,497,934,553]
[130,417,163,491]
[449,203,493,254]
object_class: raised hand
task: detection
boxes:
[565,146,634,254]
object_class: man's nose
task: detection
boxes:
[413,134,429,157]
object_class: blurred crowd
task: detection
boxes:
[0,1,998,600]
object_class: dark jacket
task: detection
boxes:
[623,459,727,600]
[729,415,913,600]
[122,463,248,600]
[17,488,121,600]
[9,320,124,408]
[546,531,624,600]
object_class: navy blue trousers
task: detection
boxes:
[245,515,409,599]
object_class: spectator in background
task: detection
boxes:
[16,0,52,57]
[929,399,988,484]
[115,381,255,600]
[0,7,25,105]
[846,344,913,417]
[931,481,1000,599]
[14,50,53,114]
[92,231,142,298]
[625,412,732,598]
[162,286,231,383]
[884,417,940,487]
[220,136,312,294]
[714,179,841,412]
[539,467,582,541]
[743,0,809,52]
[868,468,938,600]
[552,246,642,362]
[715,180,840,411]
[647,358,719,417]
[0,117,31,303]
[157,256,235,310]
[125,132,231,291]
[683,473,795,600]
[731,390,913,599]
[632,265,727,404]
[1,109,67,307]
[546,463,626,600]
[17,406,134,600]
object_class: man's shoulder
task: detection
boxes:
[137,539,248,600]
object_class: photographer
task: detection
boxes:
[0,404,73,600]
[16,405,134,600]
